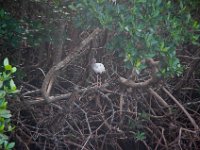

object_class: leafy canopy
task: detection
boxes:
[70,0,199,77]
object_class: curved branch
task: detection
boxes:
[41,28,102,102]
[119,58,159,88]
[162,87,199,131]
[148,88,171,111]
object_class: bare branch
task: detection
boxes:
[41,28,102,102]
[162,87,199,131]
[148,88,171,111]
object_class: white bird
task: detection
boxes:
[91,58,105,86]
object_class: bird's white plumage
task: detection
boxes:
[92,63,105,74]
[91,58,105,86]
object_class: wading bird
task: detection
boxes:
[91,58,105,86]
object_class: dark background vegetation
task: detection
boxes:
[0,0,200,149]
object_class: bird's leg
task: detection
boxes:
[97,74,99,86]
[99,76,102,86]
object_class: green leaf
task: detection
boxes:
[8,125,14,132]
[7,142,15,149]
[135,131,146,141]
[0,91,6,98]
[0,81,3,88]
[3,58,9,67]
[135,59,141,68]
[3,140,8,149]
[4,65,12,71]
[7,89,19,94]
[0,138,4,145]
[0,109,11,118]
[192,20,199,29]
[0,124,5,132]
[0,101,7,109]
[10,79,16,91]
[160,41,164,49]
[11,67,17,73]
[0,133,8,140]
[2,72,9,80]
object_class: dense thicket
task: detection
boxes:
[0,0,200,149]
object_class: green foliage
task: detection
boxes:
[127,117,146,142]
[138,112,150,120]
[0,9,23,48]
[0,2,70,51]
[135,131,146,141]
[24,0,70,46]
[70,0,199,77]
[0,8,44,49]
[0,58,17,150]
